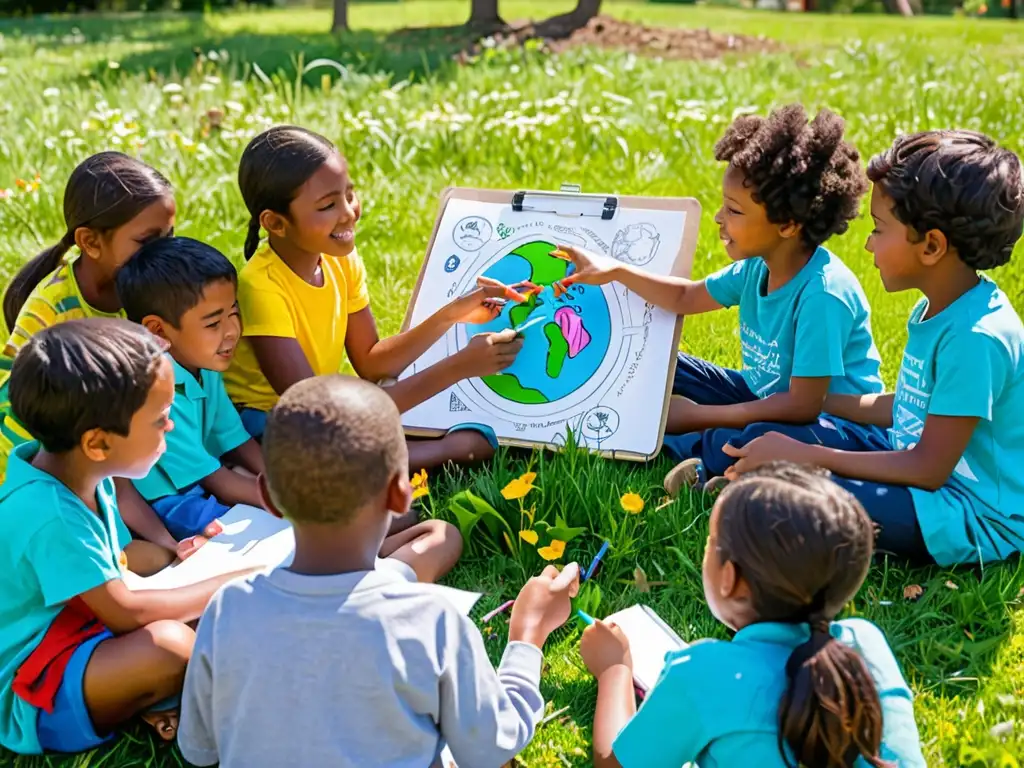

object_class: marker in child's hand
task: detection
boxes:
[577,610,596,626]
[583,540,610,582]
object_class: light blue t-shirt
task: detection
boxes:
[613,618,925,768]
[0,442,128,755]
[134,357,251,501]
[704,247,884,398]
[889,277,1024,566]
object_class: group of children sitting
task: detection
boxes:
[0,103,1020,767]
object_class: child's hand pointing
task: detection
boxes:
[552,245,619,288]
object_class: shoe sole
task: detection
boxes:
[664,458,703,498]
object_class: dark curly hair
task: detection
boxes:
[715,104,868,250]
[867,131,1024,271]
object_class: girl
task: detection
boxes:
[224,125,523,471]
[0,152,200,561]
[580,463,925,768]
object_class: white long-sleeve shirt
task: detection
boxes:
[177,565,544,768]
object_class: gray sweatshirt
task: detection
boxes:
[177,566,544,768]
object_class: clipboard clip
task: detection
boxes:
[511,183,618,220]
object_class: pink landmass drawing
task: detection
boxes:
[555,306,592,358]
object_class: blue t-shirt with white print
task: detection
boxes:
[890,276,1024,566]
[704,247,884,399]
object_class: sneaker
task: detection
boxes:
[664,458,707,498]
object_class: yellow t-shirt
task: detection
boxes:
[224,246,371,412]
[0,255,123,481]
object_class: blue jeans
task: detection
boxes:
[664,353,931,562]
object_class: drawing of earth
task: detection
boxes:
[466,240,612,405]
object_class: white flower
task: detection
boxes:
[162,83,184,94]
[43,87,60,98]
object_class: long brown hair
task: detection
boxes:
[715,463,890,768]
[237,125,337,261]
[3,152,172,331]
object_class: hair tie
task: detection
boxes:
[60,230,75,246]
[809,617,832,636]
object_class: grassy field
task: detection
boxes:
[2,2,1024,766]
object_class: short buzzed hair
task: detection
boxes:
[263,375,407,524]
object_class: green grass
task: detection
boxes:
[2,2,1024,765]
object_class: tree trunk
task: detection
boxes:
[468,0,502,27]
[534,0,602,38]
[332,0,348,31]
[570,0,602,24]
[881,0,915,14]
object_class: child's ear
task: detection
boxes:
[257,473,284,519]
[74,226,104,261]
[259,209,288,239]
[141,314,170,341]
[919,228,950,267]
[80,428,112,464]
[386,471,413,517]
[777,221,802,240]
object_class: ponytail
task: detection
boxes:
[778,616,890,768]
[243,219,262,261]
[3,233,74,331]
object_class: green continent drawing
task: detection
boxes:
[468,238,610,408]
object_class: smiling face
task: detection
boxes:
[865,185,928,293]
[713,164,799,262]
[280,152,361,259]
[150,279,241,374]
[97,355,176,480]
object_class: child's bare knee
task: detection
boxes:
[144,620,195,667]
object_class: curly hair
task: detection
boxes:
[867,131,1024,271]
[715,104,868,250]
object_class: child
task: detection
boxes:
[580,463,925,768]
[177,375,578,767]
[115,236,265,540]
[0,151,186,559]
[0,319,251,755]
[723,130,1024,567]
[556,105,882,492]
[223,125,524,472]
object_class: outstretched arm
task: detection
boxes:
[557,245,722,317]
[671,376,831,432]
[344,278,516,382]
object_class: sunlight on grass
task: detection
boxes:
[1,3,1023,766]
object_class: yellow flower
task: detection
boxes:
[519,529,539,545]
[620,493,644,514]
[537,539,566,561]
[410,469,429,500]
[501,472,537,501]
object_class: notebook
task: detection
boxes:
[123,504,483,616]
[604,604,688,695]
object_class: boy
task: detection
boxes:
[556,104,884,492]
[177,375,579,767]
[117,239,459,581]
[116,237,266,540]
[0,319,249,755]
[725,130,1024,566]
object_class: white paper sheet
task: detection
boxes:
[125,505,482,615]
[605,604,688,692]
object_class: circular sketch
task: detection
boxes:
[580,406,620,443]
[454,216,493,252]
[464,239,613,409]
[611,223,660,266]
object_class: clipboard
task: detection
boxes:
[399,185,700,462]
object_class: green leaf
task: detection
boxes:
[448,493,483,543]
[546,524,587,543]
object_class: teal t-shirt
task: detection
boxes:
[0,442,128,755]
[704,247,884,398]
[889,277,1024,566]
[134,357,251,502]
[612,618,925,768]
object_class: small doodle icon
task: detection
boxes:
[454,216,493,252]
[449,392,470,412]
[580,406,620,443]
[444,255,461,273]
[611,223,660,266]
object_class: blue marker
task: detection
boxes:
[583,540,610,582]
[577,610,596,625]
